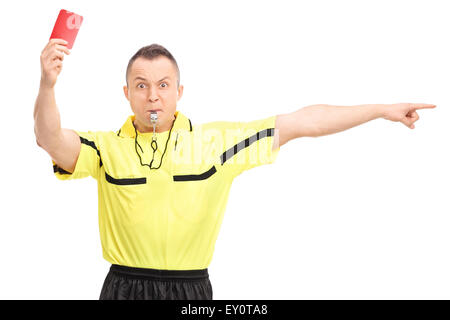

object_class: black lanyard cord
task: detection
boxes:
[133,118,175,170]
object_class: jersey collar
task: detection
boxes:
[118,110,192,138]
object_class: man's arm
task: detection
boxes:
[34,38,80,173]
[272,103,436,150]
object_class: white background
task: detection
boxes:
[0,0,448,299]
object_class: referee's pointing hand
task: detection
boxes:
[381,103,436,129]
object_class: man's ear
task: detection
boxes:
[123,85,129,101]
[177,84,184,100]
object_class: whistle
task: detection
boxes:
[150,111,158,125]
[150,111,158,141]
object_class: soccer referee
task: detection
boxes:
[34,38,436,300]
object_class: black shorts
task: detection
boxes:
[99,264,213,300]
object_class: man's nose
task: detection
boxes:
[148,87,159,102]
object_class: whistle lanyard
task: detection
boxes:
[133,118,175,170]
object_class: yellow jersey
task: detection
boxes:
[52,110,280,270]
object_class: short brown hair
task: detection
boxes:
[126,43,180,89]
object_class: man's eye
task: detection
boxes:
[137,83,167,88]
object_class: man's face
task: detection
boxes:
[123,56,183,133]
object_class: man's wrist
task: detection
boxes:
[369,104,388,120]
[39,78,55,91]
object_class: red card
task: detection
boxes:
[49,9,83,49]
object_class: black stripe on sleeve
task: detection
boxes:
[53,164,71,175]
[79,135,103,168]
[53,135,103,175]
[220,127,274,165]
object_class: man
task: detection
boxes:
[34,39,436,300]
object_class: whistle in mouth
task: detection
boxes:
[150,111,158,125]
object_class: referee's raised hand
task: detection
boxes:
[40,38,71,89]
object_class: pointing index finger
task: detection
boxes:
[411,103,437,110]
